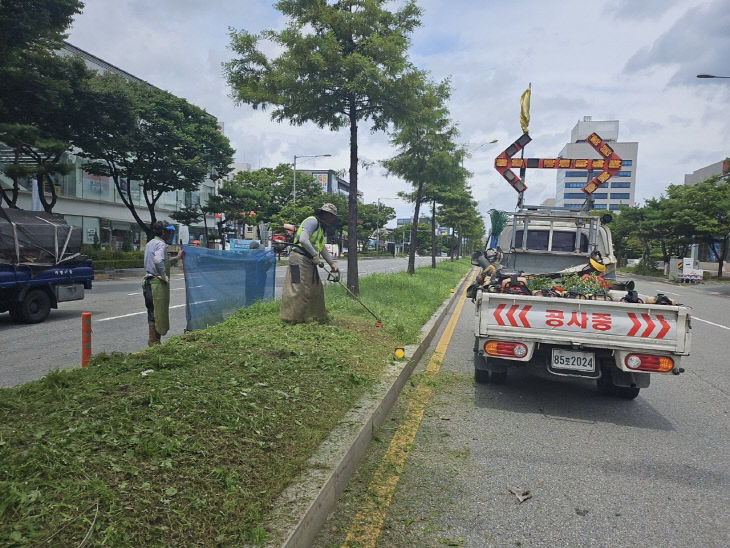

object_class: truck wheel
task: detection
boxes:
[474,368,491,384]
[9,306,23,323]
[474,352,491,384]
[474,353,508,384]
[490,370,508,384]
[597,370,640,400]
[18,289,52,323]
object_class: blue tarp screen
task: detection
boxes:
[181,245,276,331]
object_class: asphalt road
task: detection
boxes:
[318,275,730,547]
[0,255,445,387]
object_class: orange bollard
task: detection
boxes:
[81,311,92,367]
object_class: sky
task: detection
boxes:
[66,0,730,227]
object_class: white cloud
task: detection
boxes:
[67,0,730,226]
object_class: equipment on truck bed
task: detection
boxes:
[0,207,85,265]
[1,208,93,323]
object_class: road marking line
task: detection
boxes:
[96,304,185,322]
[343,269,475,548]
[692,316,730,330]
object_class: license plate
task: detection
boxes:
[551,349,595,372]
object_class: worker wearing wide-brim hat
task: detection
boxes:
[280,203,339,323]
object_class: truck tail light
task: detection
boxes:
[624,354,673,372]
[484,340,528,358]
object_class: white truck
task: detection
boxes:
[472,206,692,399]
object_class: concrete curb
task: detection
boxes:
[265,270,472,547]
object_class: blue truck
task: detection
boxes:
[0,208,93,323]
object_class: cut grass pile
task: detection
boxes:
[0,259,469,546]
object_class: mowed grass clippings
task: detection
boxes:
[0,260,470,546]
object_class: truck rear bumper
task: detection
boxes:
[475,337,678,381]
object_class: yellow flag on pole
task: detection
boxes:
[520,83,531,134]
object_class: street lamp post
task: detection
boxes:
[697,74,730,78]
[293,153,332,201]
[462,139,499,167]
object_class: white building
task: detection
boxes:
[555,117,638,211]
[683,160,728,186]
[0,42,221,248]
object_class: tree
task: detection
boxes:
[356,201,394,252]
[0,0,90,211]
[77,73,234,237]
[457,201,486,255]
[610,205,655,266]
[665,178,730,277]
[438,189,482,260]
[382,79,458,273]
[607,206,644,265]
[224,0,423,295]
[0,0,83,57]
[423,157,470,267]
[210,163,322,226]
[390,222,431,255]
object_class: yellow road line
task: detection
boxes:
[343,269,476,548]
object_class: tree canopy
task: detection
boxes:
[382,78,465,272]
[77,73,234,237]
[225,0,423,294]
[0,0,90,211]
[612,173,730,277]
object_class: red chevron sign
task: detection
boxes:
[493,303,532,328]
[626,313,671,339]
[494,132,623,196]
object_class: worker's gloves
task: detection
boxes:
[311,253,321,265]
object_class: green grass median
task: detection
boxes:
[0,259,469,546]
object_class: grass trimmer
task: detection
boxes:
[317,262,383,327]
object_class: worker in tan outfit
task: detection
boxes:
[280,203,339,323]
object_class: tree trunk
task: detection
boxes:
[37,173,58,213]
[0,148,21,208]
[718,233,728,278]
[407,181,424,275]
[0,185,19,208]
[347,101,360,296]
[642,239,651,264]
[431,200,436,268]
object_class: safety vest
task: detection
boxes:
[294,216,324,253]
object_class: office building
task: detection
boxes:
[683,159,728,186]
[0,42,220,248]
[555,117,638,211]
[298,170,358,197]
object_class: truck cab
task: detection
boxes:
[495,206,616,278]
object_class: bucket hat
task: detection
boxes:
[316,203,338,217]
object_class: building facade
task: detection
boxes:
[0,42,219,248]
[300,169,358,197]
[555,117,638,211]
[683,159,728,186]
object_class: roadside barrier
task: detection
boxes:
[181,245,276,330]
[81,312,91,367]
